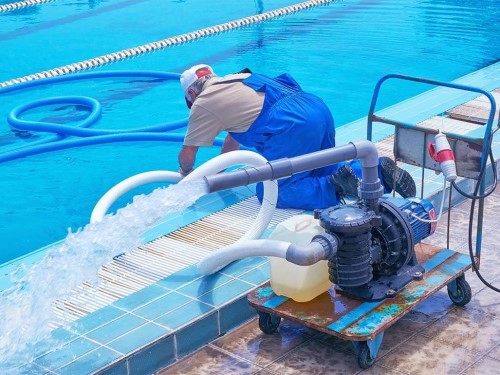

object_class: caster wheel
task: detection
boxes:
[357,342,376,369]
[257,311,281,334]
[447,275,472,307]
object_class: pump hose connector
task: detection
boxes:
[311,233,339,259]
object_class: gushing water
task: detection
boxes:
[0,180,207,371]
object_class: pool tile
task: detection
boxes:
[112,284,170,312]
[155,299,214,330]
[176,273,233,299]
[85,313,148,344]
[9,362,52,375]
[96,360,128,375]
[128,335,175,375]
[236,263,270,286]
[219,295,257,334]
[29,328,79,360]
[219,256,269,277]
[56,347,121,375]
[107,322,170,355]
[175,311,219,358]
[132,291,192,321]
[155,264,204,290]
[34,337,98,370]
[197,279,255,307]
[67,305,126,335]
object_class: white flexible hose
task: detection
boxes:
[198,239,290,275]
[90,150,277,243]
[90,171,182,223]
[183,150,278,241]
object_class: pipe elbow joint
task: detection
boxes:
[311,233,339,259]
[285,233,339,266]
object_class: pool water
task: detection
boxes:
[0,0,499,264]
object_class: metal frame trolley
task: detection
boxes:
[248,74,497,369]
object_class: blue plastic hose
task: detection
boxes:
[0,70,191,163]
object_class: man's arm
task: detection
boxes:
[178,145,199,176]
[221,133,240,154]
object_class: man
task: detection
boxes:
[178,64,415,210]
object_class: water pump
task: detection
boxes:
[315,196,436,301]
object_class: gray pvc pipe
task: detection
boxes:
[197,233,339,275]
[204,140,383,201]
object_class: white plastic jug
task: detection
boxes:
[268,214,332,302]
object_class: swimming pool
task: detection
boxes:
[1,0,499,264]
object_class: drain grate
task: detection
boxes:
[52,196,303,325]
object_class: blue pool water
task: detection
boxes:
[0,0,499,264]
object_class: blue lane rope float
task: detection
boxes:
[0,0,336,88]
[0,71,191,162]
[0,70,181,94]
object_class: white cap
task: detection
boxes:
[180,64,215,97]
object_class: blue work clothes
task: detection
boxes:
[229,73,360,209]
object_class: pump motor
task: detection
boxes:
[315,196,436,301]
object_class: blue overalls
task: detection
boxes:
[229,73,348,209]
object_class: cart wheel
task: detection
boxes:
[357,342,376,369]
[257,311,281,334]
[447,275,472,306]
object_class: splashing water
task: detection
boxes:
[0,180,208,371]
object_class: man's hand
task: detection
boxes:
[179,166,194,177]
[178,145,199,177]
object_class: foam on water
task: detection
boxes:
[0,179,207,371]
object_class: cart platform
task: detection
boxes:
[248,243,472,368]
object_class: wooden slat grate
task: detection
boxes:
[51,196,303,327]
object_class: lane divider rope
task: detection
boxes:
[0,0,57,13]
[0,0,336,88]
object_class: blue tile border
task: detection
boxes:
[34,337,99,371]
[111,284,171,312]
[85,314,148,344]
[132,291,193,321]
[67,305,126,336]
[126,335,175,375]
[106,323,170,356]
[155,264,204,290]
[57,347,122,375]
[174,312,219,359]
[219,295,257,333]
[154,299,214,331]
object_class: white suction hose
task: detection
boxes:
[90,150,278,243]
[182,150,277,241]
[198,235,338,275]
[90,171,183,223]
[198,240,290,275]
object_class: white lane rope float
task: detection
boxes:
[0,0,57,13]
[0,0,336,88]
